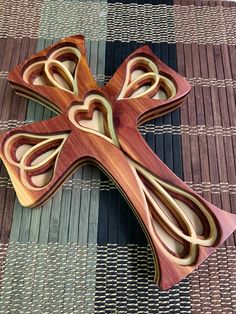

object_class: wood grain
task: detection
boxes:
[1,35,235,290]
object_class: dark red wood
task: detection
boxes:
[0,35,235,290]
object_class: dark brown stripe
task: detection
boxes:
[175,0,236,7]
[174,0,236,45]
[189,246,236,313]
[0,37,37,244]
[0,0,43,39]
[176,30,236,245]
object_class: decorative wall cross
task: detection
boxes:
[1,35,235,290]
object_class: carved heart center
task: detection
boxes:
[78,108,105,135]
[68,94,119,146]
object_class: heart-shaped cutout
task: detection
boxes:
[118,56,176,100]
[79,109,105,134]
[4,132,69,190]
[68,94,119,146]
[132,161,219,266]
[23,46,81,95]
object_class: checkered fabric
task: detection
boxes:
[0,0,235,313]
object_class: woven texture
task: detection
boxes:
[189,246,236,313]
[0,0,235,313]
[95,244,191,313]
[0,244,235,313]
[0,243,190,313]
[0,243,97,313]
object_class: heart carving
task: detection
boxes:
[3,132,69,190]
[5,36,235,290]
[118,56,176,100]
[79,109,105,134]
[23,46,81,95]
[68,94,119,146]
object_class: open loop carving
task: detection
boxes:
[118,56,176,100]
[130,160,218,265]
[4,36,236,289]
[4,133,69,190]
[23,46,81,95]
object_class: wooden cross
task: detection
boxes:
[1,35,235,290]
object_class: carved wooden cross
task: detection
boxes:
[1,35,235,290]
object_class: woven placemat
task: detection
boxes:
[0,0,235,313]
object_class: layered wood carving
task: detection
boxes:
[1,35,236,290]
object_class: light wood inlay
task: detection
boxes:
[0,35,235,290]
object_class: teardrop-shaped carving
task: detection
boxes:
[23,46,81,95]
[130,160,219,265]
[3,132,69,190]
[118,56,176,100]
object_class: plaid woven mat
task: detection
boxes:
[0,0,236,313]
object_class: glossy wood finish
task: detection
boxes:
[1,35,235,290]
